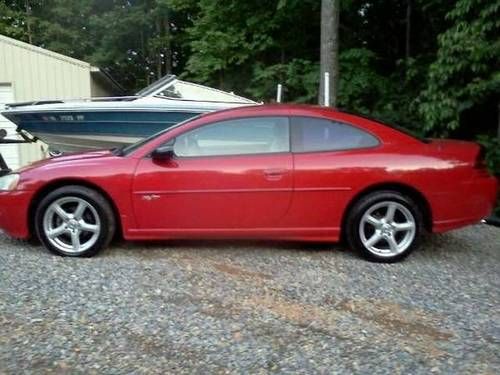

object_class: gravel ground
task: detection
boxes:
[0,225,499,374]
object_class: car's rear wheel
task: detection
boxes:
[35,186,115,257]
[345,191,423,262]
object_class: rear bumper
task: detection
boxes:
[433,175,498,233]
[0,190,33,239]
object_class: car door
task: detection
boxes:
[132,116,293,230]
[285,116,380,229]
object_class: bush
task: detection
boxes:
[477,135,500,176]
[477,135,500,215]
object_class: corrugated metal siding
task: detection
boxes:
[0,34,93,166]
[0,84,19,169]
[0,35,91,101]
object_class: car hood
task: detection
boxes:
[16,150,115,173]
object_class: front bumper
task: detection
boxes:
[0,190,33,239]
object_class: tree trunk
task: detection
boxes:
[405,0,412,61]
[157,54,163,80]
[156,18,163,79]
[318,0,340,107]
[164,10,172,75]
[141,29,149,85]
[25,0,32,44]
[219,69,224,90]
[497,101,500,139]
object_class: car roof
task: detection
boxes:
[200,103,337,119]
[130,104,422,158]
[199,104,424,143]
[198,104,379,132]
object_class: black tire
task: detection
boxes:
[34,185,116,257]
[344,190,424,263]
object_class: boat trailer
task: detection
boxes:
[0,128,36,177]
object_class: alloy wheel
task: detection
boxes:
[358,201,416,257]
[43,196,101,254]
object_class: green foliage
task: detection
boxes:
[477,135,500,176]
[86,1,155,91]
[0,0,498,147]
[417,0,500,136]
[337,48,405,121]
[0,1,29,41]
[35,0,95,58]
[477,135,500,215]
[247,59,319,103]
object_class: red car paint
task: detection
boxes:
[0,105,497,241]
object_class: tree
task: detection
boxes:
[88,0,191,91]
[34,0,96,58]
[177,0,281,92]
[417,0,500,138]
[318,0,340,107]
[0,0,42,42]
[0,0,496,144]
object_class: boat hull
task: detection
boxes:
[4,110,202,152]
[26,132,142,152]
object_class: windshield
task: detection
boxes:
[136,74,254,103]
[136,74,176,97]
[154,80,255,103]
[117,114,203,156]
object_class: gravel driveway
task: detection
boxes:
[0,225,499,374]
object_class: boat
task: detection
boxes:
[1,75,256,153]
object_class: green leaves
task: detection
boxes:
[178,0,283,91]
[478,135,500,176]
[418,0,500,136]
[0,0,497,149]
[247,59,319,103]
[477,134,500,214]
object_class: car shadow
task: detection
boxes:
[103,237,353,259]
[3,225,488,263]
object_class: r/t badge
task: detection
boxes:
[142,194,160,201]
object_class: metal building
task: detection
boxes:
[0,34,122,169]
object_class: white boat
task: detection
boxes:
[1,75,256,153]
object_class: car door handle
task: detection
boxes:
[263,168,288,180]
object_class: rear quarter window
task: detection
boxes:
[291,116,379,152]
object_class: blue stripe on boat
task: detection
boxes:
[10,111,201,137]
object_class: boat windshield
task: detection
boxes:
[116,114,203,156]
[155,80,254,103]
[136,74,254,104]
[136,75,176,97]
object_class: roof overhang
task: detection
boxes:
[90,67,125,96]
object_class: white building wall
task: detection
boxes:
[0,34,93,167]
[0,84,19,169]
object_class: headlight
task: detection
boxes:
[0,174,20,191]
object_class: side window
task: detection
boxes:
[291,116,379,152]
[174,117,290,157]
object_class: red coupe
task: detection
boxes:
[0,105,497,262]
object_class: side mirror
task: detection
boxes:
[152,139,175,160]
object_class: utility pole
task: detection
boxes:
[319,0,340,107]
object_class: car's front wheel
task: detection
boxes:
[35,186,115,257]
[345,191,423,262]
